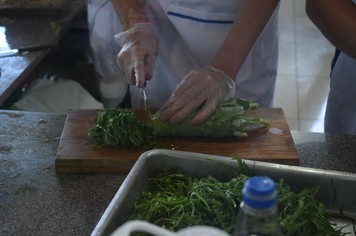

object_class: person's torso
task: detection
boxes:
[88,0,279,108]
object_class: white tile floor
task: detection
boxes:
[274,0,335,133]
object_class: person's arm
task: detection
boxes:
[111,0,148,31]
[157,0,280,125]
[210,0,280,79]
[306,0,356,59]
[111,0,158,88]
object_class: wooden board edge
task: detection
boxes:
[55,157,136,174]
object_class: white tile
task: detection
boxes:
[276,0,331,133]
[295,16,336,78]
[274,75,298,118]
[285,117,299,131]
[293,0,307,17]
[296,44,335,78]
[279,0,294,17]
[297,75,329,120]
[278,41,296,76]
[299,118,324,133]
[278,0,295,43]
[295,17,332,45]
[278,15,295,43]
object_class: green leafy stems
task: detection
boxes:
[88,109,150,148]
[88,98,270,148]
[128,158,353,236]
[152,98,269,139]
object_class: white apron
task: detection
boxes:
[324,52,356,134]
[88,0,279,109]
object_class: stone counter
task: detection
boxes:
[0,0,86,106]
[0,110,355,235]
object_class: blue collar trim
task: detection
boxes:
[167,12,234,24]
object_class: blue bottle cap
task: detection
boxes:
[242,176,277,209]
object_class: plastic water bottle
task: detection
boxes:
[100,70,128,109]
[233,176,282,236]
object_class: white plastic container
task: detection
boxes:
[99,70,128,109]
[110,220,230,236]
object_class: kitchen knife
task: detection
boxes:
[142,86,152,121]
[0,44,58,58]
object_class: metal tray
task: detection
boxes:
[91,149,356,236]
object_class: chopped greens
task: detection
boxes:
[88,98,270,147]
[128,159,353,236]
[88,109,150,147]
[276,181,349,235]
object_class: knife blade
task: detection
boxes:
[0,44,58,58]
[142,86,152,121]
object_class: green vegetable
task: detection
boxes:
[128,166,246,234]
[277,181,347,235]
[128,159,353,236]
[153,99,269,138]
[236,98,253,110]
[88,109,149,147]
[88,98,270,147]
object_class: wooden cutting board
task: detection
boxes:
[55,108,299,174]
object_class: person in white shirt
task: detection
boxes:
[88,0,280,124]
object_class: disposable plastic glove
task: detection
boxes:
[156,65,235,125]
[115,23,159,88]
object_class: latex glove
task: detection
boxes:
[157,65,235,125]
[115,23,159,88]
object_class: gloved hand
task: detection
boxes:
[115,23,159,88]
[156,65,235,125]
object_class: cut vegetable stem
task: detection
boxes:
[88,98,270,147]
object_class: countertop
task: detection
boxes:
[0,0,86,106]
[1,110,356,235]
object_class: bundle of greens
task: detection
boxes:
[128,160,353,236]
[153,99,269,138]
[88,98,270,147]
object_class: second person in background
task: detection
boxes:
[306,0,356,135]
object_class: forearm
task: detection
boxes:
[111,0,148,31]
[306,0,356,59]
[210,0,280,79]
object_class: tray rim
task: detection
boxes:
[91,149,356,236]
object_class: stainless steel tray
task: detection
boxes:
[92,149,356,236]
